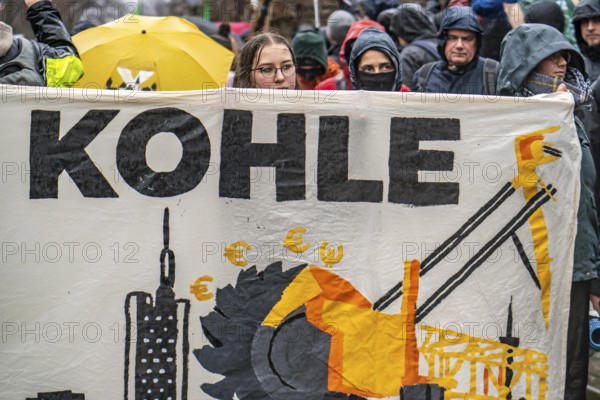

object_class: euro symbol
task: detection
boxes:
[320,241,343,268]
[224,241,251,267]
[283,227,310,253]
[190,275,214,301]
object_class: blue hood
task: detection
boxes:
[497,23,586,95]
[437,6,483,62]
[349,27,403,90]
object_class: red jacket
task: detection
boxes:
[314,20,410,92]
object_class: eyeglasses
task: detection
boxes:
[252,64,296,78]
[547,51,571,64]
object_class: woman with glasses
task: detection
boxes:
[498,23,599,400]
[233,32,300,89]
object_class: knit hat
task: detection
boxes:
[326,10,355,45]
[291,30,328,70]
[0,22,13,58]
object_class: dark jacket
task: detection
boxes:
[411,6,500,94]
[348,27,403,91]
[573,0,600,80]
[359,0,401,20]
[498,24,600,283]
[0,0,83,87]
[572,0,600,156]
[390,4,440,87]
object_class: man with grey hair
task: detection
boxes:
[0,0,83,87]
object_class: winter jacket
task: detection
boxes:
[0,0,83,87]
[573,0,600,178]
[498,23,600,283]
[390,4,441,88]
[411,6,500,94]
[315,20,385,91]
[348,27,403,91]
[572,0,600,81]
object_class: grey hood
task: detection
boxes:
[573,0,600,61]
[389,4,437,42]
[349,27,403,90]
[497,23,586,95]
[437,6,483,62]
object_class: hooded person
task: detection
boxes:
[573,0,600,226]
[411,6,500,95]
[292,30,341,90]
[573,0,600,80]
[315,19,386,90]
[348,26,403,91]
[520,0,577,44]
[524,1,566,33]
[0,0,83,87]
[359,0,401,20]
[498,23,600,400]
[389,4,440,89]
[325,10,356,66]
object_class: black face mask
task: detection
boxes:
[298,66,325,82]
[357,71,396,91]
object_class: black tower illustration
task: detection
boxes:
[499,297,520,400]
[124,208,190,400]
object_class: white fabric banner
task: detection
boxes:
[0,87,581,400]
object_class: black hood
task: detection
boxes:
[359,0,400,20]
[573,0,600,61]
[524,1,565,33]
[437,6,483,62]
[389,4,437,42]
[349,27,403,90]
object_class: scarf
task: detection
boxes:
[521,67,593,107]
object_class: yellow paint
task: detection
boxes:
[283,227,310,253]
[419,325,548,399]
[223,241,251,267]
[511,126,560,329]
[262,263,425,397]
[189,275,214,301]
[320,241,344,268]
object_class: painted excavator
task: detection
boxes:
[197,126,566,400]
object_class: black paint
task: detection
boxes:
[389,117,460,206]
[29,110,120,198]
[219,110,306,201]
[26,391,85,399]
[317,116,383,202]
[116,108,211,197]
[416,186,557,323]
[124,208,190,400]
[511,233,541,289]
[374,183,516,311]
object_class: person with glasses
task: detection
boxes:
[498,23,600,400]
[232,31,299,90]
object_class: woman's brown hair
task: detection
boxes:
[233,31,300,89]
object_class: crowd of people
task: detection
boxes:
[2,0,600,397]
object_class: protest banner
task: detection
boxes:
[0,86,581,399]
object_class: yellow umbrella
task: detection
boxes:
[72,14,234,91]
